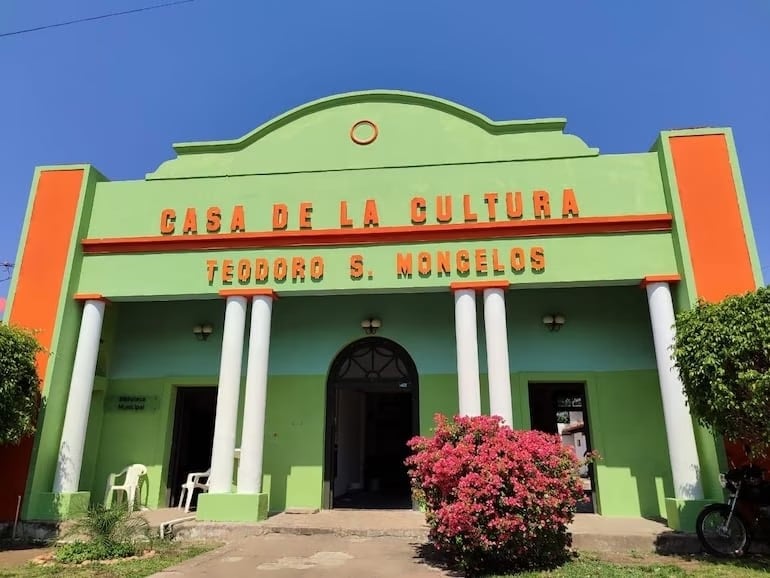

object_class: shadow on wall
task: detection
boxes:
[108,286,656,379]
[108,293,458,380]
[504,286,658,373]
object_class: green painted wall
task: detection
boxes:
[75,93,677,299]
[510,371,673,519]
[87,151,669,241]
[77,368,675,517]
[147,91,599,179]
[90,379,176,509]
[419,375,460,434]
[109,286,656,379]
[262,376,325,511]
[72,285,680,516]
[77,234,677,298]
[586,371,673,518]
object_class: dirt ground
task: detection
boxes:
[0,544,52,568]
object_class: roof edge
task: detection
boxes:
[171,90,569,155]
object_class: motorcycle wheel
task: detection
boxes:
[696,503,751,557]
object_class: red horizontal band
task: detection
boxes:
[218,288,278,299]
[81,214,673,255]
[640,274,681,289]
[450,281,511,292]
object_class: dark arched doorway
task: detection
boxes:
[323,337,419,509]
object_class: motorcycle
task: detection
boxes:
[696,465,770,557]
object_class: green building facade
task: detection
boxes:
[3,91,764,531]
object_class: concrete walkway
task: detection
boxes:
[141,509,704,577]
[262,509,428,537]
[150,514,704,578]
[162,509,698,554]
[152,533,445,578]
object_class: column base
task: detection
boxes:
[665,497,718,532]
[196,493,269,522]
[28,492,91,521]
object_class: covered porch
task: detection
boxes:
[37,282,719,530]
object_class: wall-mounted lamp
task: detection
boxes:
[193,322,214,341]
[542,314,566,332]
[361,317,382,335]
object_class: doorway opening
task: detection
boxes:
[529,382,597,513]
[324,337,419,510]
[166,386,217,509]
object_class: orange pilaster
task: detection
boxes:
[669,134,763,471]
[0,169,84,521]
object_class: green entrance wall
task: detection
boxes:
[44,285,704,518]
[261,375,325,511]
[77,370,675,518]
[586,371,673,518]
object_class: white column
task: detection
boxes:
[53,299,106,493]
[208,296,248,494]
[646,281,704,500]
[237,294,273,494]
[454,288,481,416]
[483,288,513,426]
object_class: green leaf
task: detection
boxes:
[673,287,770,454]
[0,323,44,445]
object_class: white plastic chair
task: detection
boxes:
[104,464,147,512]
[178,468,211,512]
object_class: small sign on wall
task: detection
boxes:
[105,395,159,412]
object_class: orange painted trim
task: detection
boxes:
[450,280,511,292]
[3,169,84,521]
[82,213,673,255]
[9,169,84,383]
[350,120,378,145]
[640,274,681,289]
[218,288,278,300]
[669,134,763,472]
[669,135,756,301]
[73,293,110,303]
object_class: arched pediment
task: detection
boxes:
[146,90,598,180]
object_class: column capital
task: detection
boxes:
[218,288,278,300]
[73,293,110,303]
[449,281,510,293]
[640,274,680,289]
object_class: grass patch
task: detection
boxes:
[0,541,219,578]
[494,552,770,577]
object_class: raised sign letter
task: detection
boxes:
[160,209,176,234]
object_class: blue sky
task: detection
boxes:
[1,0,768,298]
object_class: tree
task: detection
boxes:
[673,287,770,458]
[0,323,43,445]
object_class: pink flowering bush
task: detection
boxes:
[406,414,593,575]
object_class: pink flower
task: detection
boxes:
[405,414,595,573]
